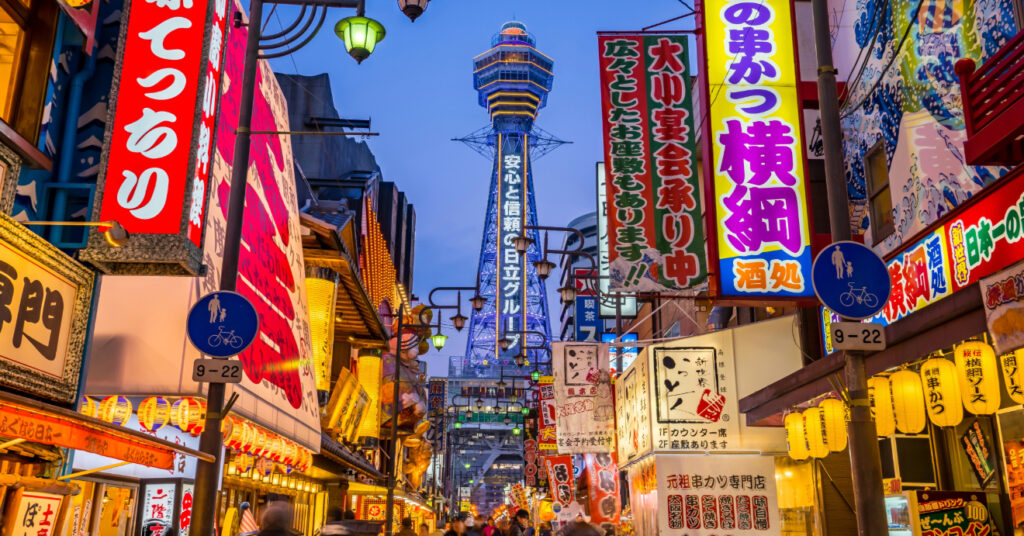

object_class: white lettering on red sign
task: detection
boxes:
[101,0,218,245]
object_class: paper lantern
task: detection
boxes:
[868,376,896,437]
[1002,350,1024,405]
[306,271,340,393]
[802,407,829,458]
[255,457,274,477]
[890,370,927,434]
[138,397,171,431]
[955,341,1001,414]
[356,350,383,445]
[99,396,133,426]
[173,398,202,433]
[819,398,848,451]
[920,358,964,427]
[234,453,254,474]
[251,428,267,457]
[80,396,98,418]
[784,412,809,460]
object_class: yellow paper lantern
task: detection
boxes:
[80,396,98,418]
[802,407,829,458]
[784,412,809,460]
[306,272,340,393]
[234,453,254,474]
[954,341,1001,414]
[173,397,202,433]
[356,349,383,445]
[99,396,133,426]
[819,398,848,452]
[138,396,171,431]
[920,358,964,427]
[1002,350,1024,405]
[868,376,896,437]
[890,370,927,434]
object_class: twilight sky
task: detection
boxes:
[269,0,692,377]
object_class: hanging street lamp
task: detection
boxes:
[335,16,386,63]
[533,259,556,280]
[397,0,429,21]
[430,332,448,350]
[558,284,577,304]
[513,234,534,255]
[451,312,468,331]
[470,294,487,312]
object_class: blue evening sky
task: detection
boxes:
[269,0,692,377]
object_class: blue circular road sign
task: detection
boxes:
[812,241,891,320]
[186,291,259,357]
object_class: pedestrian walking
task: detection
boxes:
[482,518,495,536]
[258,501,300,536]
[495,519,510,536]
[508,510,530,536]
[397,518,417,536]
[444,513,469,536]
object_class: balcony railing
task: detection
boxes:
[955,31,1024,166]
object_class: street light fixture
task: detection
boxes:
[397,0,429,21]
[512,233,533,255]
[430,332,448,351]
[451,312,468,331]
[476,398,484,410]
[334,16,386,63]
[531,370,541,382]
[533,258,556,280]
[499,337,512,351]
[470,294,487,312]
[558,284,577,304]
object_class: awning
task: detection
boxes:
[347,482,430,509]
[739,284,987,425]
[0,391,214,470]
[319,433,384,480]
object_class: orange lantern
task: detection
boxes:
[234,453,254,474]
[138,397,171,431]
[251,428,267,457]
[173,398,201,433]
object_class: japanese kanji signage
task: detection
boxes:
[82,0,229,275]
[538,376,558,451]
[598,34,707,292]
[658,455,780,536]
[596,163,637,317]
[544,455,576,508]
[0,217,95,404]
[552,343,615,453]
[615,347,652,464]
[497,133,529,360]
[6,491,63,536]
[960,421,994,487]
[140,484,177,536]
[652,345,737,450]
[915,491,994,536]
[574,296,601,342]
[179,483,194,536]
[584,453,621,525]
[524,419,548,488]
[699,0,814,299]
[981,260,1024,355]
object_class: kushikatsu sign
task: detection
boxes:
[699,0,814,299]
[598,33,707,293]
[85,0,229,274]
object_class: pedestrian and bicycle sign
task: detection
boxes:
[186,291,259,358]
[812,241,891,320]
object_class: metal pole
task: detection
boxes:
[190,0,263,533]
[812,0,886,532]
[385,306,404,536]
[615,296,623,373]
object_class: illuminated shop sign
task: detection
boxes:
[497,133,528,359]
[700,0,814,298]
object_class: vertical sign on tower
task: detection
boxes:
[599,34,706,293]
[497,133,529,360]
[699,0,814,299]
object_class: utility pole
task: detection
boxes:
[812,0,887,533]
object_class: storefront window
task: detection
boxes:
[98,485,136,536]
[0,0,57,143]
[774,457,821,536]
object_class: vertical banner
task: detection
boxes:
[596,163,638,317]
[658,455,780,536]
[980,261,1024,354]
[599,34,706,292]
[82,0,230,274]
[574,296,601,342]
[585,453,622,525]
[496,133,529,360]
[539,376,558,451]
[524,417,547,488]
[545,455,576,508]
[552,342,615,452]
[615,349,652,464]
[699,0,814,299]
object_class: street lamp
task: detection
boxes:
[476,398,484,410]
[334,15,386,63]
[470,294,487,312]
[533,258,556,280]
[531,369,541,382]
[397,0,429,21]
[512,233,534,255]
[451,312,468,331]
[558,284,577,304]
[430,332,448,350]
[499,337,512,351]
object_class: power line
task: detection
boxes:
[839,0,890,107]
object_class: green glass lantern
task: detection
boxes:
[454,421,462,429]
[335,16,386,63]
[430,333,448,350]
[531,370,541,382]
[521,407,529,415]
[512,426,521,435]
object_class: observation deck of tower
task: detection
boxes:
[456,22,565,376]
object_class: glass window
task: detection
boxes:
[0,0,56,143]
[865,141,894,242]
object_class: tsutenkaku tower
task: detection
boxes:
[461,22,562,374]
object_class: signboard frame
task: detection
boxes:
[0,213,94,404]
